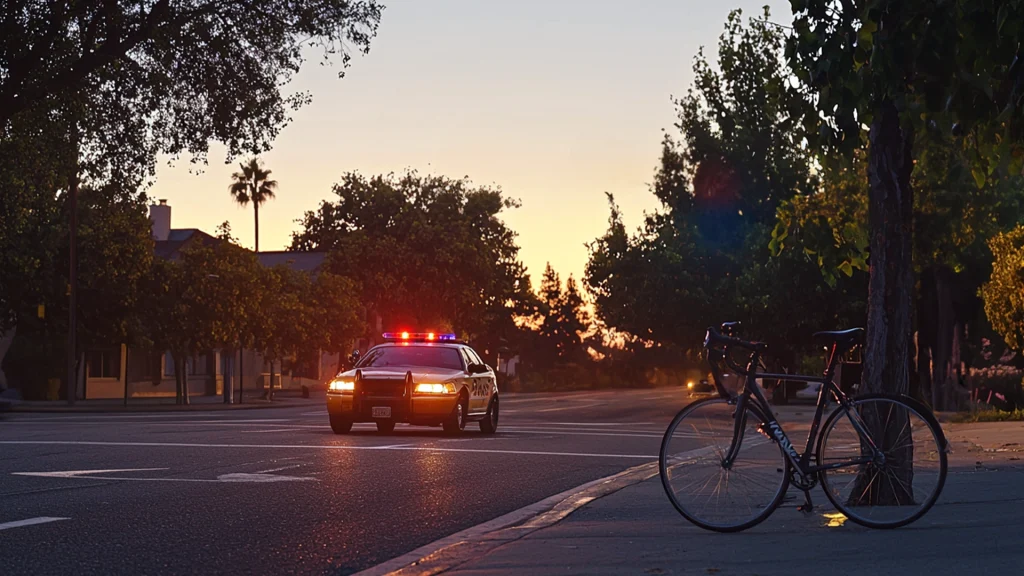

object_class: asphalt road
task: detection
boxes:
[0,388,696,575]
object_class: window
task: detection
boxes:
[465,348,484,366]
[87,350,121,379]
[357,345,464,371]
[164,352,175,377]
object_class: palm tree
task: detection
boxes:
[228,158,278,253]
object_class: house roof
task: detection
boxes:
[154,229,219,260]
[257,251,328,274]
[154,230,326,275]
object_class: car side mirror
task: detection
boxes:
[349,350,361,365]
[468,363,487,375]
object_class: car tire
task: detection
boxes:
[376,420,396,434]
[442,396,467,436]
[329,414,353,434]
[479,395,499,434]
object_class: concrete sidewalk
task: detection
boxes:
[444,422,1024,576]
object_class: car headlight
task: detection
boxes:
[329,379,355,393]
[414,383,456,394]
[687,381,694,389]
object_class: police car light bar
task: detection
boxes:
[382,332,458,342]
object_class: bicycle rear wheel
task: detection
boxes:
[817,395,947,529]
[659,397,790,532]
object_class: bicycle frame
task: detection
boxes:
[710,343,881,479]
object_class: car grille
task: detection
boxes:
[360,378,406,398]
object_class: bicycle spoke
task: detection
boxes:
[818,398,947,528]
[659,398,788,531]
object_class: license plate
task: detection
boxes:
[372,406,392,419]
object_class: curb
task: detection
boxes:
[353,460,661,576]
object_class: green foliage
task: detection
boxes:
[291,171,533,350]
[528,265,590,368]
[229,158,278,252]
[229,159,278,209]
[586,8,853,361]
[788,0,1024,178]
[951,408,1024,423]
[310,272,365,361]
[981,225,1024,351]
[141,240,262,359]
[2,1,383,164]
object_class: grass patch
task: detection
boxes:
[951,408,1024,423]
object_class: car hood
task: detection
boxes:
[335,367,465,382]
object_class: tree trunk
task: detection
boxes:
[267,359,275,401]
[851,97,916,506]
[254,201,260,254]
[177,355,190,406]
[173,354,182,405]
[863,98,914,397]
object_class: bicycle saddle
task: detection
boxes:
[812,327,864,348]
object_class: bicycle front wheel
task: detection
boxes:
[817,395,947,529]
[659,397,790,532]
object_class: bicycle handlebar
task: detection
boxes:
[704,326,765,353]
[704,326,765,376]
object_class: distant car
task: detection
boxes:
[795,382,821,401]
[326,333,499,435]
[687,379,717,398]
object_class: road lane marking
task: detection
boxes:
[12,469,317,483]
[525,422,655,427]
[11,468,168,478]
[536,402,602,413]
[239,428,306,433]
[0,517,70,531]
[0,440,656,460]
[498,428,671,439]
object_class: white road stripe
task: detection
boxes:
[10,468,168,478]
[0,517,70,531]
[537,402,603,413]
[523,422,655,427]
[239,428,305,433]
[0,440,655,460]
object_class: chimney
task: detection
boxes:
[149,199,171,241]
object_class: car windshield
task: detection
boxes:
[357,345,464,371]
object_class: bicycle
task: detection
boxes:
[659,322,948,532]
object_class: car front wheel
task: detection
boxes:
[443,397,467,436]
[479,396,499,434]
[329,414,353,434]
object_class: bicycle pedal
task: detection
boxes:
[797,492,815,514]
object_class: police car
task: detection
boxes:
[326,332,499,435]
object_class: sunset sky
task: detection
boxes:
[149,0,788,287]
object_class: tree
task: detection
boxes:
[250,266,313,400]
[140,239,262,404]
[788,0,1024,401]
[291,171,532,349]
[587,9,847,366]
[2,1,382,162]
[981,225,1024,352]
[310,272,365,373]
[533,265,590,367]
[229,158,278,252]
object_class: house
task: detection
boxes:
[82,201,338,400]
